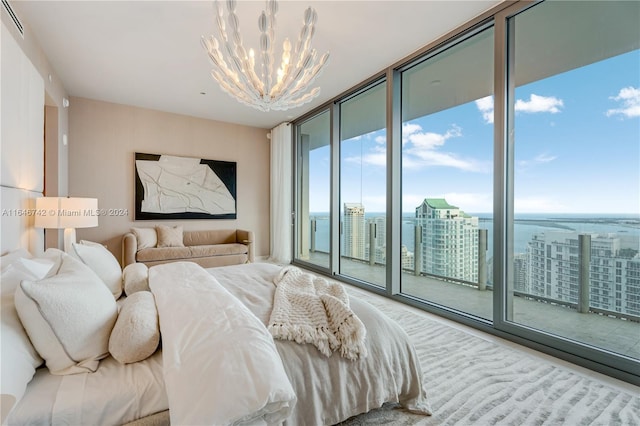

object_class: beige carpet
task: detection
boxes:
[338,286,640,426]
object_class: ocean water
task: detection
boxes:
[308,213,640,256]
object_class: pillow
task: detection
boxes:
[131,227,157,250]
[1,266,44,422]
[14,253,118,375]
[123,262,150,295]
[0,248,32,272]
[109,291,160,364]
[11,257,56,281]
[156,225,184,248]
[70,241,123,299]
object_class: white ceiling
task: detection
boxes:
[10,0,502,129]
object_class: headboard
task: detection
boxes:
[1,21,46,257]
[0,186,44,256]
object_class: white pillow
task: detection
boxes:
[0,248,32,273]
[1,266,43,422]
[156,225,184,248]
[123,263,150,295]
[131,227,157,250]
[14,253,118,375]
[70,241,123,299]
[11,257,56,281]
[109,291,160,364]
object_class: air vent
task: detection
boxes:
[2,0,24,37]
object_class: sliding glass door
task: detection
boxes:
[338,80,387,287]
[399,26,494,320]
[292,0,640,383]
[503,0,640,362]
[294,110,331,270]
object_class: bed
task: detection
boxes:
[3,249,430,425]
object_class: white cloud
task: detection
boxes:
[374,135,386,144]
[533,153,557,163]
[606,86,640,119]
[515,94,564,114]
[475,96,494,124]
[402,124,488,173]
[517,152,557,169]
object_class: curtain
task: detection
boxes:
[268,122,292,264]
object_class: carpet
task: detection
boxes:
[338,286,640,426]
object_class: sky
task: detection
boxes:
[310,49,639,215]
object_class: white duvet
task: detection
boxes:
[149,262,296,425]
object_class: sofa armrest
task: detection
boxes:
[122,233,138,267]
[236,229,255,263]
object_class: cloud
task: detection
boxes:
[517,152,558,169]
[475,96,494,124]
[402,123,489,173]
[476,93,564,123]
[515,94,564,114]
[606,86,640,119]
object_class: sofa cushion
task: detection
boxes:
[156,225,184,248]
[135,244,248,263]
[131,227,157,249]
[183,229,237,246]
[189,243,248,258]
[136,247,192,263]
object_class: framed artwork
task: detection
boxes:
[134,152,237,220]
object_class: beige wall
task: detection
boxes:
[68,97,271,264]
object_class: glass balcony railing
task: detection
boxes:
[304,218,640,360]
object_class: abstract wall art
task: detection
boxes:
[134,152,237,220]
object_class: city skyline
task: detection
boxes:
[311,49,639,215]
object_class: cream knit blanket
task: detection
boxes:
[268,266,367,360]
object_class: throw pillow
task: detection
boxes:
[70,241,123,299]
[109,291,160,364]
[123,262,150,295]
[131,227,158,250]
[0,248,32,273]
[14,253,118,375]
[156,225,184,248]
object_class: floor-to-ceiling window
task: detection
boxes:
[399,26,494,321]
[503,0,640,362]
[294,110,331,270]
[292,0,640,383]
[339,80,387,287]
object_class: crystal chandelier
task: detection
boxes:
[201,0,330,112]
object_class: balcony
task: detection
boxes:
[303,251,640,360]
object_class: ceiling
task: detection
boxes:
[10,0,502,129]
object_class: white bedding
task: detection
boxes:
[7,352,166,425]
[8,262,430,425]
[149,262,296,425]
[210,263,431,425]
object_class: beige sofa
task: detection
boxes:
[122,229,254,268]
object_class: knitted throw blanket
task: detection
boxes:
[268,266,367,360]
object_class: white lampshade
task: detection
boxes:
[35,197,98,229]
[35,197,98,252]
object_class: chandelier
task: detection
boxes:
[201,0,330,112]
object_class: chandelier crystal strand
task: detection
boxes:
[202,0,329,111]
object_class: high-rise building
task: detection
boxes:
[415,198,479,282]
[343,203,366,260]
[526,231,640,316]
[513,253,529,293]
